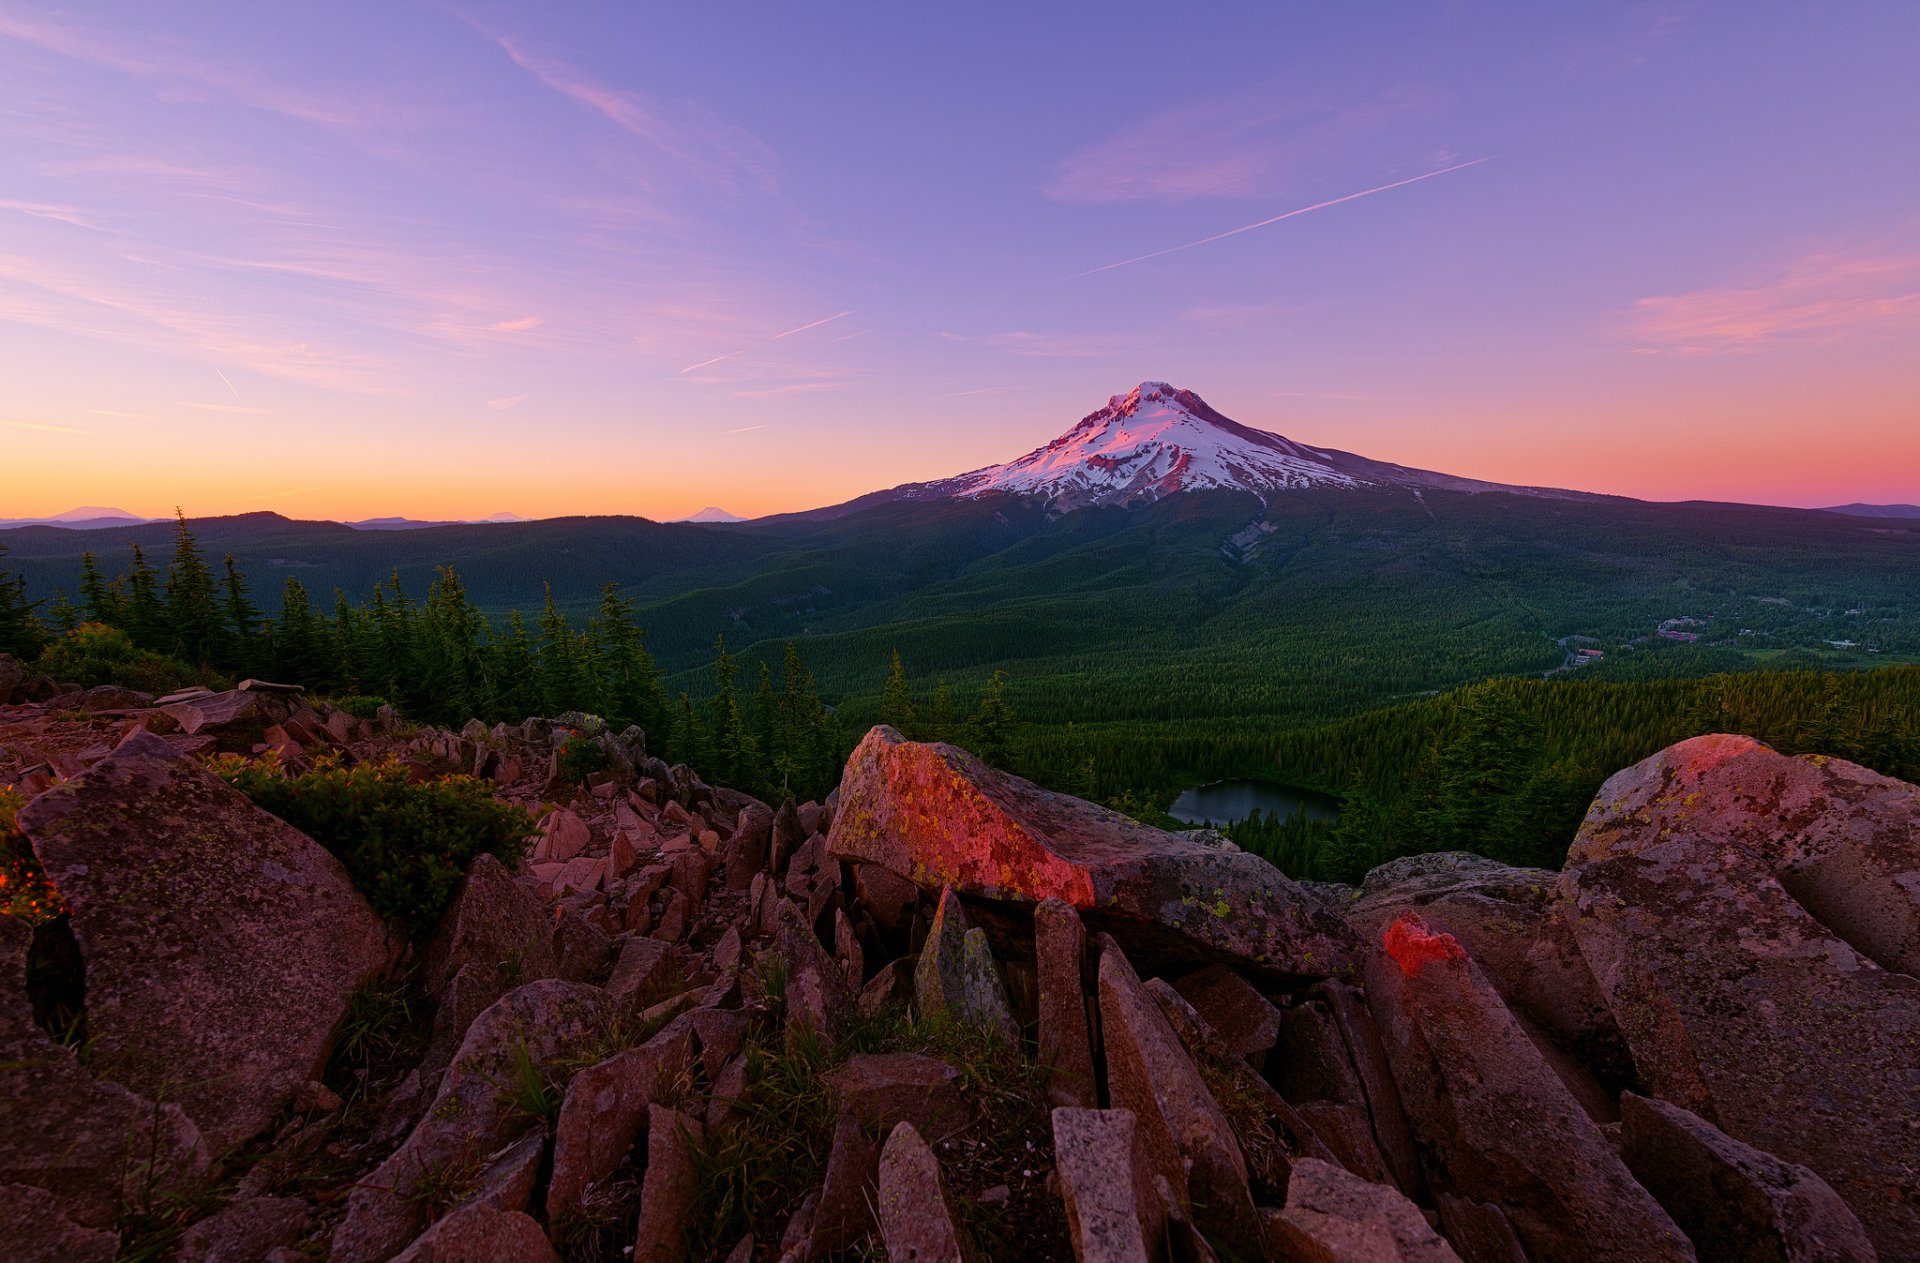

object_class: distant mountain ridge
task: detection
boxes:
[1823,503,1920,520]
[837,381,1607,514]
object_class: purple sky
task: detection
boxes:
[3,2,1918,519]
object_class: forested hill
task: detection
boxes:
[5,488,1918,770]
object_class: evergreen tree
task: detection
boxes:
[536,585,586,714]
[752,661,778,787]
[590,583,667,733]
[123,543,165,649]
[274,578,327,684]
[929,679,955,742]
[673,691,708,767]
[880,648,916,735]
[222,554,263,670]
[0,548,44,658]
[43,593,80,635]
[968,669,1015,766]
[78,552,120,627]
[163,511,223,666]
[489,611,545,722]
[708,635,754,786]
[417,566,492,725]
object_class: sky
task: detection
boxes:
[2,1,1917,521]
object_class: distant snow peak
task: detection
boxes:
[941,381,1368,509]
[678,506,746,523]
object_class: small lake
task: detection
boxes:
[1168,779,1342,826]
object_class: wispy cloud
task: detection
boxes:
[490,316,541,332]
[487,394,529,411]
[487,29,778,192]
[1623,246,1920,353]
[680,309,856,373]
[0,198,105,230]
[731,381,840,399]
[89,409,167,422]
[1062,158,1493,280]
[188,402,272,415]
[1048,88,1429,204]
[214,367,239,396]
[934,386,1010,400]
[938,330,1138,359]
[1,417,84,434]
[723,424,767,434]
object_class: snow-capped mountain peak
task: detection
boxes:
[937,381,1366,508]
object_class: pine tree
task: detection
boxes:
[536,585,586,714]
[123,543,164,650]
[418,566,492,725]
[222,554,263,671]
[488,611,545,722]
[968,669,1015,766]
[929,679,955,742]
[78,552,120,627]
[163,511,223,666]
[274,578,326,685]
[708,635,754,786]
[591,583,667,733]
[674,692,708,767]
[752,661,778,789]
[0,548,45,658]
[880,648,916,735]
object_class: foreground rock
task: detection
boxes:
[1565,734,1920,1259]
[1265,1158,1462,1262]
[1364,914,1695,1262]
[1052,1107,1158,1263]
[876,1121,971,1262]
[1619,1091,1879,1263]
[18,729,390,1152]
[913,885,1018,1044]
[828,725,1357,976]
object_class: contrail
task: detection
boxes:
[680,309,855,373]
[214,367,239,396]
[1061,157,1495,281]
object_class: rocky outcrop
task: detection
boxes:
[546,1020,695,1225]
[1364,913,1695,1262]
[913,884,1018,1044]
[1564,734,1920,1259]
[1035,897,1098,1109]
[1264,1158,1463,1262]
[1052,1107,1159,1263]
[18,729,390,1153]
[827,725,1358,976]
[876,1121,972,1263]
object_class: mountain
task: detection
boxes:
[1823,503,1920,519]
[676,506,747,523]
[343,513,528,530]
[843,381,1600,513]
[0,506,156,530]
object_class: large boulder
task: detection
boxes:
[1363,914,1695,1263]
[1264,1158,1463,1263]
[421,854,557,995]
[1619,1092,1877,1263]
[827,726,1356,976]
[1563,735,1920,1259]
[0,918,210,1232]
[18,728,391,1152]
[333,981,612,1263]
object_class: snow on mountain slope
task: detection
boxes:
[933,382,1367,508]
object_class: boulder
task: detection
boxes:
[913,886,1018,1044]
[806,1108,879,1259]
[853,860,921,935]
[1363,914,1694,1263]
[390,1201,558,1263]
[1052,1107,1160,1263]
[1311,980,1424,1199]
[158,688,258,734]
[546,1020,696,1225]
[535,808,591,863]
[0,918,211,1229]
[421,854,556,995]
[1263,1159,1463,1262]
[1170,963,1279,1066]
[632,1105,705,1263]
[1096,940,1260,1260]
[1564,734,1920,1258]
[876,1121,972,1263]
[775,899,855,1049]
[175,1196,312,1263]
[827,726,1356,976]
[333,981,611,1263]
[1350,852,1630,1091]
[18,729,390,1152]
[824,1053,971,1144]
[0,1182,119,1263]
[771,797,808,876]
[606,937,686,1009]
[1619,1091,1877,1263]
[724,802,773,890]
[1035,897,1097,1109]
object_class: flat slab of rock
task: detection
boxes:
[1620,1092,1878,1263]
[1097,941,1260,1259]
[1035,898,1097,1110]
[1264,1158,1462,1262]
[914,885,1018,1044]
[18,728,390,1152]
[1363,914,1694,1263]
[0,1182,119,1263]
[391,1200,558,1262]
[1170,963,1279,1066]
[825,1052,971,1144]
[1564,734,1920,1259]
[1052,1107,1157,1263]
[876,1121,972,1263]
[827,725,1356,976]
[421,853,557,995]
[547,1020,695,1225]
[633,1105,705,1263]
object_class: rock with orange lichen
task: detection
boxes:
[1364,913,1696,1263]
[1562,733,1920,1261]
[825,725,1356,977]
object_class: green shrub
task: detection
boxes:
[554,729,607,785]
[1,785,65,925]
[210,752,535,933]
[36,622,210,694]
